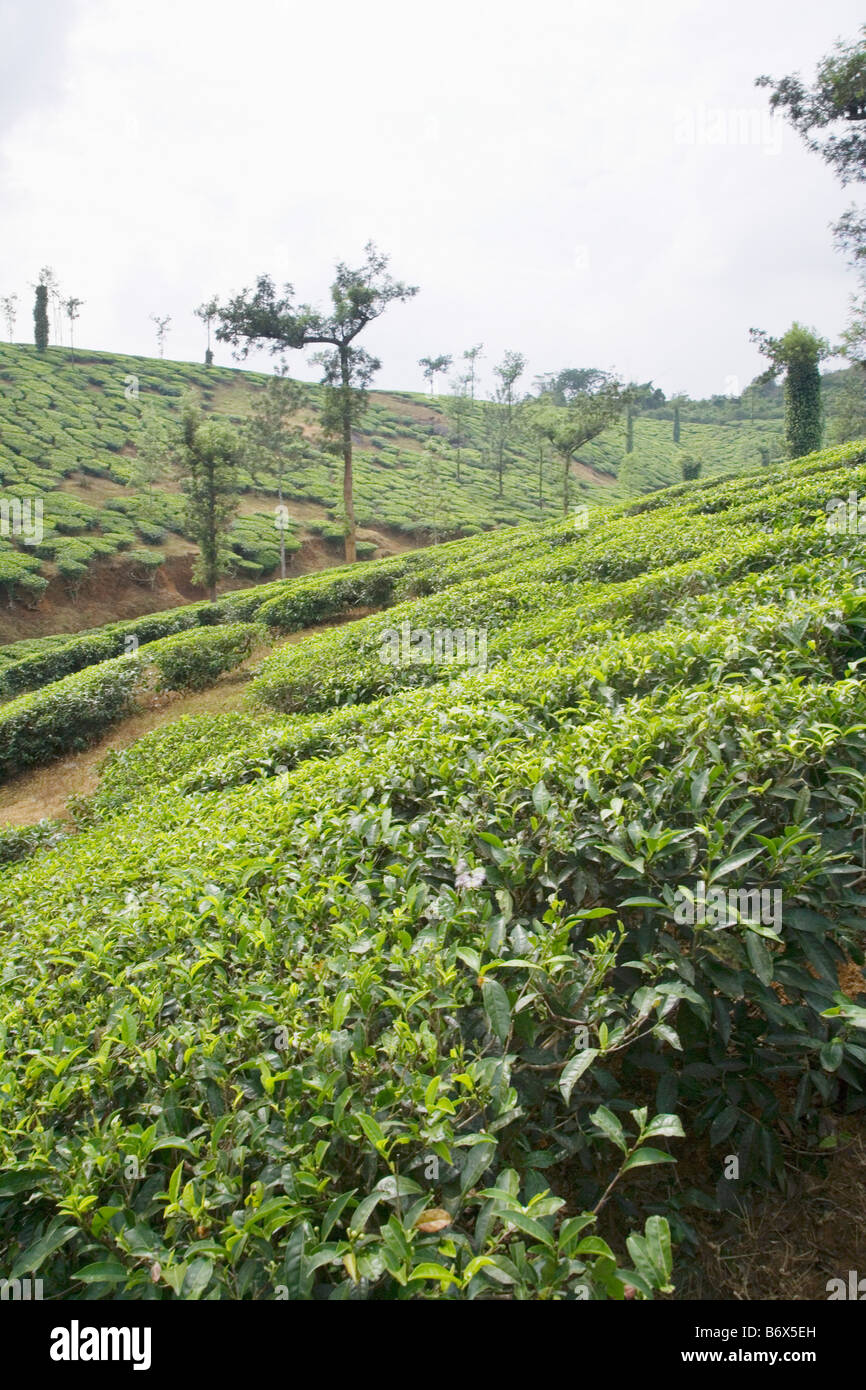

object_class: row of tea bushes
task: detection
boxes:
[0,623,263,777]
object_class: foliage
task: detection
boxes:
[750,323,831,459]
[2,443,866,1300]
[146,622,264,692]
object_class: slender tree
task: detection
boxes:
[150,313,172,358]
[486,350,526,495]
[462,343,484,402]
[750,323,831,458]
[33,275,49,352]
[216,242,417,563]
[1,294,18,341]
[673,402,681,443]
[443,373,472,483]
[175,398,242,600]
[132,406,174,490]
[195,298,219,366]
[529,372,628,513]
[419,354,453,396]
[65,297,83,359]
[625,405,635,452]
[245,369,304,578]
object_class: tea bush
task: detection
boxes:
[1,441,866,1300]
[145,623,265,692]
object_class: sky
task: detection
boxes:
[0,0,863,400]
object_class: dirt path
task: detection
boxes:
[0,610,374,827]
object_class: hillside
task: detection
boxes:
[1,440,866,1300]
[0,342,793,641]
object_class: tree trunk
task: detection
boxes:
[340,346,357,564]
[278,472,286,580]
[562,453,571,515]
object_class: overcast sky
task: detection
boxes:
[0,0,863,399]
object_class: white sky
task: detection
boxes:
[0,0,863,398]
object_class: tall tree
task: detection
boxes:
[245,369,304,578]
[528,371,628,513]
[33,274,49,352]
[486,349,526,495]
[132,407,173,490]
[1,294,18,341]
[418,354,452,395]
[150,313,172,358]
[443,373,471,483]
[462,343,484,402]
[749,323,831,458]
[175,398,242,600]
[195,298,219,366]
[216,242,417,563]
[65,297,83,360]
[758,29,866,359]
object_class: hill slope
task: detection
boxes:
[1,441,866,1300]
[0,343,789,639]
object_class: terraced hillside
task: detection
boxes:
[0,343,788,639]
[1,440,866,1300]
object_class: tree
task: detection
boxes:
[34,267,62,345]
[462,343,484,402]
[829,368,866,442]
[65,297,83,359]
[625,405,635,453]
[673,402,681,443]
[150,314,172,358]
[523,407,553,509]
[419,354,452,395]
[33,275,49,352]
[757,27,865,189]
[175,398,242,600]
[1,294,18,341]
[529,371,628,513]
[216,242,417,563]
[245,369,304,578]
[749,323,831,458]
[485,350,526,495]
[195,298,219,366]
[132,407,174,490]
[443,373,472,483]
[680,453,702,481]
[758,30,866,360]
[839,287,866,368]
[411,437,448,543]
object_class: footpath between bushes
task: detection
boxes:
[0,609,376,828]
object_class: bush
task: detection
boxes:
[143,622,265,692]
[0,817,68,866]
[0,656,143,778]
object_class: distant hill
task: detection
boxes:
[0,341,853,641]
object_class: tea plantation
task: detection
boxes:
[0,342,790,609]
[1,440,866,1299]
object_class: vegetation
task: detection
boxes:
[0,342,820,613]
[215,243,418,564]
[2,441,866,1299]
[750,323,831,459]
